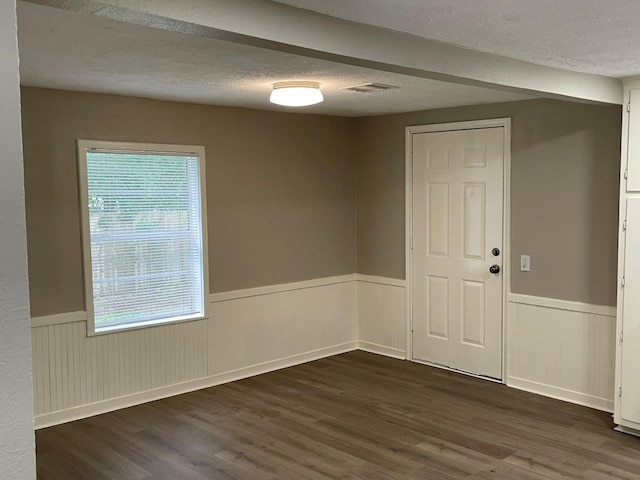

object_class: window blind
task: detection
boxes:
[85,150,205,331]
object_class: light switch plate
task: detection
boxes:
[520,255,531,272]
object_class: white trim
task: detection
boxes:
[77,140,205,155]
[198,141,211,331]
[405,127,414,362]
[614,425,640,437]
[356,274,406,288]
[615,80,636,428]
[508,293,616,317]
[30,311,88,328]
[208,274,357,303]
[507,376,614,413]
[502,119,512,381]
[34,340,358,429]
[76,139,94,333]
[405,118,511,382]
[357,341,407,360]
[76,139,210,336]
[406,118,514,135]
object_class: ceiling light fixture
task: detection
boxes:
[269,81,324,107]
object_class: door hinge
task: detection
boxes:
[619,386,623,397]
[620,331,624,343]
[624,169,629,180]
[622,276,626,287]
[623,219,627,231]
[627,103,631,113]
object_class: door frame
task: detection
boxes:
[405,118,511,382]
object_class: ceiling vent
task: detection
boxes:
[342,82,398,93]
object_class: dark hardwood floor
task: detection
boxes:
[36,351,640,479]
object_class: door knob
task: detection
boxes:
[489,265,501,274]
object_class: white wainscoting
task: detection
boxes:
[207,280,357,375]
[30,276,618,428]
[31,275,358,429]
[507,294,617,412]
[356,275,407,359]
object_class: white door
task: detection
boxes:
[411,126,504,379]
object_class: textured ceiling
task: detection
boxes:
[273,0,640,78]
[16,2,536,117]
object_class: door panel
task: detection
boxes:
[427,183,449,256]
[427,275,449,339]
[462,280,485,346]
[463,183,486,259]
[412,127,504,379]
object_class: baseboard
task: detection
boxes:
[614,425,640,438]
[358,341,406,360]
[507,376,614,412]
[34,341,358,429]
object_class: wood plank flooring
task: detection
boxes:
[36,351,640,479]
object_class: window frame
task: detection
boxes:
[77,139,209,336]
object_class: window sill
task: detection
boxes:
[87,314,210,337]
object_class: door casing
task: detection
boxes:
[405,118,511,383]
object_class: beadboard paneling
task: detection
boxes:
[31,319,208,417]
[31,277,357,426]
[31,275,618,426]
[507,300,616,411]
[208,281,357,375]
[357,277,406,358]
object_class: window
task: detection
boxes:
[77,140,208,334]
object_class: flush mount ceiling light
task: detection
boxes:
[269,81,324,107]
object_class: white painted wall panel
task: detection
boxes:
[31,320,208,416]
[615,78,640,434]
[620,197,640,425]
[31,278,357,424]
[508,301,616,411]
[31,274,618,427]
[357,279,406,358]
[208,282,357,375]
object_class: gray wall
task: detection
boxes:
[355,99,621,306]
[21,87,357,317]
[22,90,622,315]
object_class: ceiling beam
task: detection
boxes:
[23,0,622,105]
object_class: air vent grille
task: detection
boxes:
[342,82,398,93]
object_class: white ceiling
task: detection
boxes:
[16,2,536,117]
[274,0,640,78]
